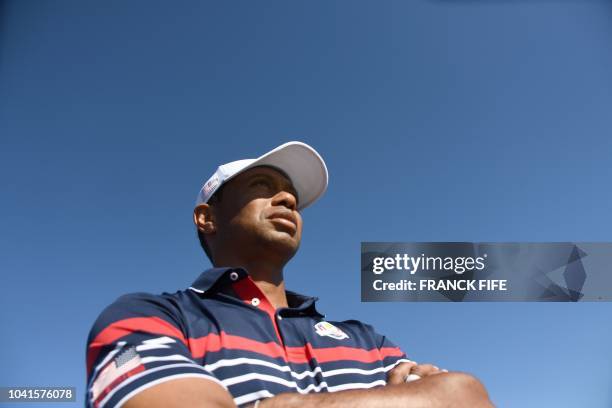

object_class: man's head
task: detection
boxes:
[194,165,302,265]
[192,142,328,267]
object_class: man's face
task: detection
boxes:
[211,166,303,262]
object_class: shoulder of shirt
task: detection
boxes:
[87,290,192,341]
[114,290,179,302]
[107,290,185,309]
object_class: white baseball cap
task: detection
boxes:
[195,141,328,210]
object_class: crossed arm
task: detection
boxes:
[123,363,494,408]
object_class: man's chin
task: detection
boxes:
[261,231,300,259]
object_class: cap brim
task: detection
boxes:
[241,141,328,210]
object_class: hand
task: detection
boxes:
[387,361,447,385]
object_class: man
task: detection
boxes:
[86,141,493,408]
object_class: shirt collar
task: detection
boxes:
[189,267,324,318]
[189,267,243,293]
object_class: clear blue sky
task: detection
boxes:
[2,1,612,407]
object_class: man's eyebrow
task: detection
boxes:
[248,173,298,198]
[247,173,275,183]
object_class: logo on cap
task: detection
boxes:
[203,174,220,196]
[314,321,349,340]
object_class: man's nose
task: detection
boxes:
[272,191,297,211]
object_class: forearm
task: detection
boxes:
[258,372,493,408]
[260,383,427,408]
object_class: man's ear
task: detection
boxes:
[193,204,216,235]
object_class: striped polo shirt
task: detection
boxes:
[86,267,408,407]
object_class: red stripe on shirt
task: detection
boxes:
[87,317,187,374]
[294,344,404,364]
[188,332,286,360]
[188,331,404,364]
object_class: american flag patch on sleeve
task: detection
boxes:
[91,346,144,403]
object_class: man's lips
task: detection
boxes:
[267,211,298,231]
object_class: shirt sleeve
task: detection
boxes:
[85,292,224,408]
[369,324,411,373]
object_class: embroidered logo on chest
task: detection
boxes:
[314,321,349,340]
